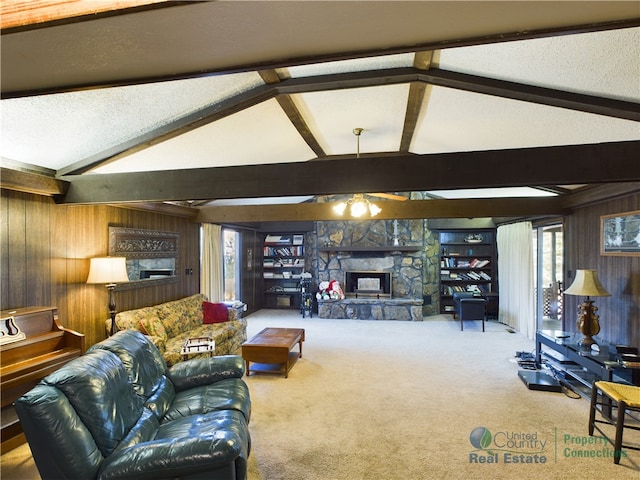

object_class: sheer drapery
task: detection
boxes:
[201,223,224,302]
[497,222,535,339]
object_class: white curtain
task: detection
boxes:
[497,222,535,339]
[201,223,224,302]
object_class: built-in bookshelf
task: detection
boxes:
[439,230,497,315]
[262,233,306,309]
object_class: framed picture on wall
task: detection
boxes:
[600,210,640,256]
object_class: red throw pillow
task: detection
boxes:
[202,301,229,324]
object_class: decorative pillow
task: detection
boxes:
[202,302,229,324]
[138,316,168,341]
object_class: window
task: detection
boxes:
[223,229,241,301]
[533,224,563,330]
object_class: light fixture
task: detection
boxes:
[564,269,611,348]
[87,257,129,336]
[332,128,382,218]
[333,193,382,218]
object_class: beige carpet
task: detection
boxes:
[2,311,639,479]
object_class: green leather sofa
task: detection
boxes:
[15,330,251,480]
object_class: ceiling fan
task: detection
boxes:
[334,128,408,217]
[331,129,408,217]
[350,128,407,202]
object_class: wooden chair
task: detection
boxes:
[588,381,640,464]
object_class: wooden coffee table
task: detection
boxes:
[242,327,305,378]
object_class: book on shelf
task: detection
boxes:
[265,235,291,244]
[264,245,304,257]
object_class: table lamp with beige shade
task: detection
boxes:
[564,269,611,348]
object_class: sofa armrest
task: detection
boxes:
[168,355,245,391]
[98,428,247,480]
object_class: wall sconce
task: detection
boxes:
[87,257,129,336]
[564,269,611,348]
[333,194,382,218]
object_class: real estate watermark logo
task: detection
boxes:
[469,426,624,464]
[469,426,548,464]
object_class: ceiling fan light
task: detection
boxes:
[333,202,347,215]
[350,200,367,217]
[369,203,381,216]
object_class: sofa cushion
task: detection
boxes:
[157,294,206,338]
[138,315,168,341]
[163,321,245,367]
[115,305,159,332]
[98,410,249,480]
[203,301,229,324]
[42,349,144,457]
[88,331,173,421]
[15,384,105,480]
[163,378,251,424]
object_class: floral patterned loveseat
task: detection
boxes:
[111,294,247,366]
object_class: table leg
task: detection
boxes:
[298,339,303,358]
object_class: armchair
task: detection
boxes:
[452,292,487,331]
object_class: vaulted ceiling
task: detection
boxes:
[1,1,639,224]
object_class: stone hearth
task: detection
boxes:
[318,298,423,321]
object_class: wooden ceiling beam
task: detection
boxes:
[420,68,640,122]
[400,51,434,152]
[59,141,640,204]
[0,167,68,197]
[260,69,327,158]
[4,9,638,98]
[195,197,567,223]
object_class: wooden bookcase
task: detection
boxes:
[262,233,306,309]
[439,229,497,315]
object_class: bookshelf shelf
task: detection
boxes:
[262,233,306,309]
[438,229,497,315]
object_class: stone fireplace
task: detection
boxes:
[311,218,431,320]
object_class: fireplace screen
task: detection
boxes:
[345,271,392,298]
[357,278,380,291]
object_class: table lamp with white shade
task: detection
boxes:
[87,257,129,336]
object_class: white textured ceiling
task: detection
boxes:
[1,72,264,170]
[1,2,638,205]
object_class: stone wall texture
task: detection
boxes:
[308,201,440,319]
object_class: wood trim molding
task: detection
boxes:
[195,197,567,223]
[0,167,68,197]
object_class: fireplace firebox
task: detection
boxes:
[344,271,392,298]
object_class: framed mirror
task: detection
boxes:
[109,227,179,288]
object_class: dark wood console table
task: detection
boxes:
[535,330,639,401]
[1,307,84,453]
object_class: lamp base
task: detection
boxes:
[576,299,600,350]
[107,284,118,337]
[578,335,597,349]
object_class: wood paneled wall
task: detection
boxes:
[240,229,262,311]
[564,193,640,346]
[1,189,201,348]
[3,188,638,348]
